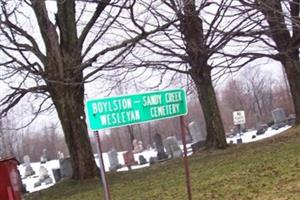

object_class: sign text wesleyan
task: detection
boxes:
[86,89,187,130]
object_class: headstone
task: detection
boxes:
[272,108,287,129]
[59,157,73,178]
[34,165,53,187]
[52,168,61,182]
[149,157,157,165]
[23,155,35,177]
[39,166,50,182]
[138,155,147,165]
[154,133,168,160]
[188,121,206,143]
[272,108,286,124]
[44,177,53,185]
[188,122,206,152]
[34,181,41,188]
[57,151,64,160]
[132,140,144,154]
[123,151,137,170]
[108,149,121,171]
[163,136,182,159]
[237,138,243,144]
[40,149,48,164]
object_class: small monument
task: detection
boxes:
[39,166,49,182]
[188,121,206,143]
[272,108,286,124]
[108,149,121,171]
[23,155,35,178]
[34,165,53,187]
[188,121,207,152]
[123,151,137,170]
[57,151,64,160]
[60,157,73,178]
[132,139,144,154]
[154,133,168,160]
[272,108,287,129]
[40,149,48,164]
[163,136,182,159]
[138,155,147,165]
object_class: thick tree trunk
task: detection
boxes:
[256,0,300,124]
[282,55,300,125]
[49,83,99,180]
[192,73,227,149]
[178,0,227,149]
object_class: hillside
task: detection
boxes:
[26,126,300,200]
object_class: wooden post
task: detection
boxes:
[180,116,192,200]
[94,131,112,200]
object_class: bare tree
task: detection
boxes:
[220,67,277,129]
[122,0,260,149]
[0,0,173,179]
[0,118,16,158]
[239,0,300,124]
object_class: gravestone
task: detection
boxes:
[34,165,53,187]
[163,136,182,159]
[188,121,206,143]
[237,138,243,144]
[149,157,157,165]
[272,108,287,129]
[272,108,286,124]
[39,166,49,182]
[23,155,35,177]
[108,149,121,171]
[57,151,64,160]
[138,155,147,165]
[123,151,137,170]
[132,139,144,154]
[52,168,61,182]
[154,133,168,160]
[40,149,48,164]
[59,157,73,178]
[188,121,206,152]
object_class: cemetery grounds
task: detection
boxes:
[26,126,300,200]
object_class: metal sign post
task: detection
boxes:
[85,89,190,200]
[94,131,111,200]
[233,110,246,143]
[180,116,192,200]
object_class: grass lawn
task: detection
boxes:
[26,126,300,200]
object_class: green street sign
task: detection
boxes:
[85,89,188,130]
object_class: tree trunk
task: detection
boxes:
[191,72,228,149]
[178,0,227,149]
[255,0,300,124]
[127,126,135,149]
[49,82,99,180]
[282,55,300,124]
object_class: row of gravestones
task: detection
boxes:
[271,108,295,129]
[23,153,54,188]
[176,108,293,150]
[227,108,293,144]
[108,133,184,171]
[22,150,72,188]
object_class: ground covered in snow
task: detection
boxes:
[20,126,290,194]
[226,126,291,144]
